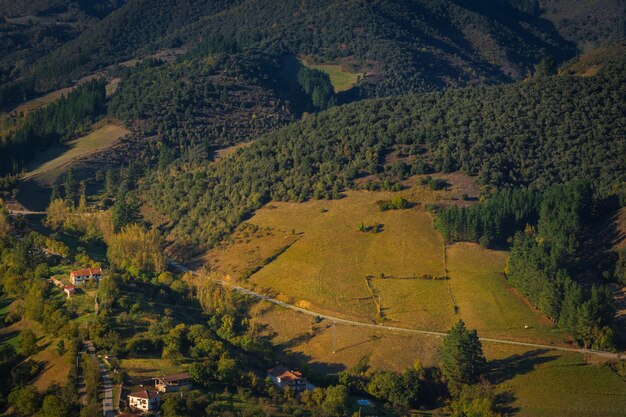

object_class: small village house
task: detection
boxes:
[63,285,75,298]
[70,267,102,285]
[154,373,192,392]
[128,390,160,412]
[268,366,307,392]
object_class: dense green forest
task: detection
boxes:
[142,58,625,256]
[505,181,617,349]
[1,0,594,107]
[0,79,107,176]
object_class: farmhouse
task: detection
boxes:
[268,366,307,392]
[69,267,102,285]
[63,285,75,298]
[154,372,192,392]
[128,390,160,412]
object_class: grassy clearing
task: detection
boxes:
[251,301,443,373]
[248,190,446,322]
[447,243,567,344]
[300,58,361,92]
[14,86,76,114]
[203,223,299,281]
[32,341,71,391]
[489,348,626,417]
[121,358,189,382]
[21,122,129,186]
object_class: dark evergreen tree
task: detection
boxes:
[439,320,486,392]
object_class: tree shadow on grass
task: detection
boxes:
[488,349,558,384]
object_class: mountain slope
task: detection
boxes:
[10,0,592,98]
[141,56,626,256]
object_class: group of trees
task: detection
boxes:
[435,187,541,246]
[436,178,619,349]
[296,67,336,110]
[0,79,107,177]
[505,181,616,349]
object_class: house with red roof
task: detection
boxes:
[268,366,307,392]
[70,267,102,285]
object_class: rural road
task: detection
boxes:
[167,259,626,360]
[8,207,622,360]
[85,341,115,417]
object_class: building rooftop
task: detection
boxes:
[128,390,160,400]
[70,267,102,276]
[268,366,304,383]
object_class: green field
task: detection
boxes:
[246,187,565,342]
[248,190,448,323]
[447,243,566,344]
[490,348,626,417]
[21,122,129,186]
[300,58,361,92]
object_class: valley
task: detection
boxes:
[0,1,625,417]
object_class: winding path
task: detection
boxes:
[167,259,625,360]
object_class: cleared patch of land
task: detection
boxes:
[248,189,446,323]
[300,57,362,92]
[32,342,71,391]
[447,243,567,344]
[120,358,188,382]
[21,122,129,186]
[203,222,299,281]
[14,86,76,114]
[212,141,254,161]
[251,301,443,373]
[489,346,626,417]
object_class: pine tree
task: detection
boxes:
[440,320,486,393]
[64,168,76,206]
[50,184,61,203]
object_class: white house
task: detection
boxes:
[69,267,102,285]
[268,366,307,392]
[128,390,160,412]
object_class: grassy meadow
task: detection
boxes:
[247,190,447,323]
[21,122,129,186]
[300,58,361,92]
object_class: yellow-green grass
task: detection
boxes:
[14,86,75,114]
[32,341,71,391]
[300,58,361,92]
[120,358,189,381]
[447,243,567,344]
[21,122,129,186]
[203,222,299,281]
[490,347,626,417]
[251,301,443,373]
[248,190,446,323]
[255,303,626,417]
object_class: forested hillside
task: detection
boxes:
[142,58,626,256]
[2,0,598,107]
[108,54,298,154]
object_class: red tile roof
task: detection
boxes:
[64,285,75,291]
[128,390,160,400]
[70,267,102,277]
[268,366,304,384]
